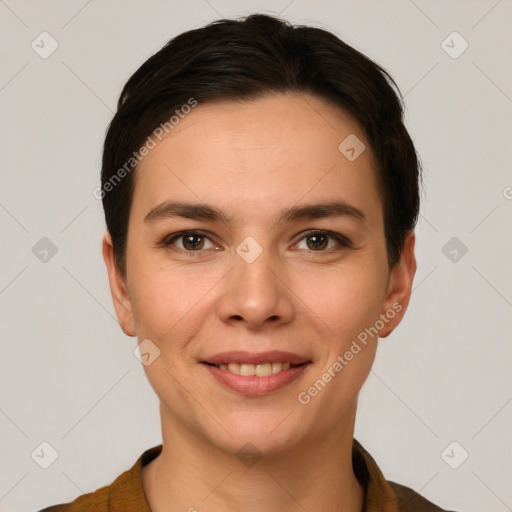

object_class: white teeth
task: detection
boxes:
[272,362,281,374]
[255,363,272,377]
[216,362,296,376]
[227,363,240,374]
[240,363,254,376]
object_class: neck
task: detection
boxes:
[142,405,365,512]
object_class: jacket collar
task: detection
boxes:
[109,439,400,511]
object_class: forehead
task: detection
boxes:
[131,92,382,228]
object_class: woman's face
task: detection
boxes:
[104,92,415,457]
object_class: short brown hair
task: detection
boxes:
[101,13,422,275]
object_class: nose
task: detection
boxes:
[217,246,296,330]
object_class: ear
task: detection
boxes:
[102,231,137,337]
[378,230,417,338]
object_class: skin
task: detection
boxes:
[102,92,416,512]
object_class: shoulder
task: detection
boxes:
[352,438,460,512]
[389,481,460,512]
[35,445,162,512]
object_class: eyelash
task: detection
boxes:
[159,229,353,256]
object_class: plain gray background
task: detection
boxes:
[1,1,511,511]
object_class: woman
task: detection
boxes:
[41,13,455,512]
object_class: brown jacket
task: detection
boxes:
[38,439,457,511]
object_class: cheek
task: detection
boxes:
[293,265,385,423]
[294,262,388,344]
[128,264,222,342]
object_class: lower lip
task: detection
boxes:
[203,363,310,396]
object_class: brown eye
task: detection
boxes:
[182,233,205,250]
[295,230,352,252]
[163,231,217,252]
[306,234,329,250]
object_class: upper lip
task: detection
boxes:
[202,350,311,366]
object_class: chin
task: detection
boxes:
[204,409,303,458]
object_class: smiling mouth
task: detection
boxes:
[203,361,308,377]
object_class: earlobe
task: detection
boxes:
[101,231,137,337]
[378,231,417,338]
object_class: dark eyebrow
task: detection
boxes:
[144,200,366,225]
